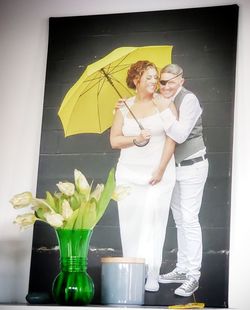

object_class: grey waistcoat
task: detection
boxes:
[174,87,205,164]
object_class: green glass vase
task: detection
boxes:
[52,228,94,305]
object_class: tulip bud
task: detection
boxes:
[10,192,33,209]
[74,169,90,195]
[14,213,37,229]
[90,184,104,201]
[112,185,130,201]
[61,200,73,220]
[44,212,64,228]
[56,182,75,196]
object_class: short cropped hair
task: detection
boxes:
[160,63,183,76]
[126,60,157,89]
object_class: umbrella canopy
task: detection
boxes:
[58,45,173,137]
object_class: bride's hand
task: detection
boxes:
[149,168,164,185]
[135,129,151,143]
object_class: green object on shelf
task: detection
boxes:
[26,292,52,304]
[52,228,94,305]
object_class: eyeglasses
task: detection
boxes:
[159,71,183,86]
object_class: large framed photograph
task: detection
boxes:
[28,5,238,307]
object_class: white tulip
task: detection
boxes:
[61,200,73,220]
[14,213,37,230]
[11,167,116,231]
[74,169,90,194]
[44,212,64,228]
[112,185,130,201]
[56,182,75,196]
[10,192,33,209]
[90,184,104,201]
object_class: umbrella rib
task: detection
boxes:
[95,71,109,132]
[79,56,131,98]
[66,77,104,134]
[101,68,144,130]
[79,70,114,98]
[79,78,105,98]
[78,65,125,99]
[97,61,132,97]
[94,65,128,131]
[109,75,134,97]
[78,67,125,98]
[107,65,130,76]
[97,73,107,97]
[96,64,132,98]
[95,62,124,97]
[71,53,138,132]
[107,54,132,75]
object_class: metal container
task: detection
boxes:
[101,257,145,305]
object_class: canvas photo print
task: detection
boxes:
[27,5,238,307]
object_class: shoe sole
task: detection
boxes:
[145,287,159,292]
[174,286,198,297]
[145,283,159,292]
[159,279,186,284]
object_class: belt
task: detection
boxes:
[175,154,208,167]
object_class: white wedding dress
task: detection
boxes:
[115,96,176,277]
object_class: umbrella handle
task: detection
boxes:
[100,69,150,147]
[121,100,151,147]
[133,138,150,147]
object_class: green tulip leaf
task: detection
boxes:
[35,206,49,220]
[64,208,79,229]
[45,191,57,212]
[73,202,87,230]
[70,192,82,210]
[82,201,97,229]
[96,168,115,223]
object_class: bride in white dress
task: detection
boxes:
[110,60,177,292]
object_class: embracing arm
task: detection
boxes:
[168,102,178,118]
[164,94,202,144]
[153,94,177,117]
[149,136,176,185]
[153,95,177,132]
[110,110,150,149]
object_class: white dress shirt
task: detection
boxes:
[159,87,206,159]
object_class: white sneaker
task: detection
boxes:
[159,269,187,284]
[174,276,199,297]
[145,277,159,292]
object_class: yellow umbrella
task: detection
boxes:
[58,45,173,137]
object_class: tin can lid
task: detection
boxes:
[101,257,145,264]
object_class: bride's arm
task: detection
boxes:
[149,136,176,185]
[110,110,150,149]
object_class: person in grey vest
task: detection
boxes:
[154,64,209,297]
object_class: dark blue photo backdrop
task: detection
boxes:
[28,5,238,307]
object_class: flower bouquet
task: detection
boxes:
[10,167,126,305]
[10,167,126,230]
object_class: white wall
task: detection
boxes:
[0,0,249,308]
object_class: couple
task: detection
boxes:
[110,61,208,297]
